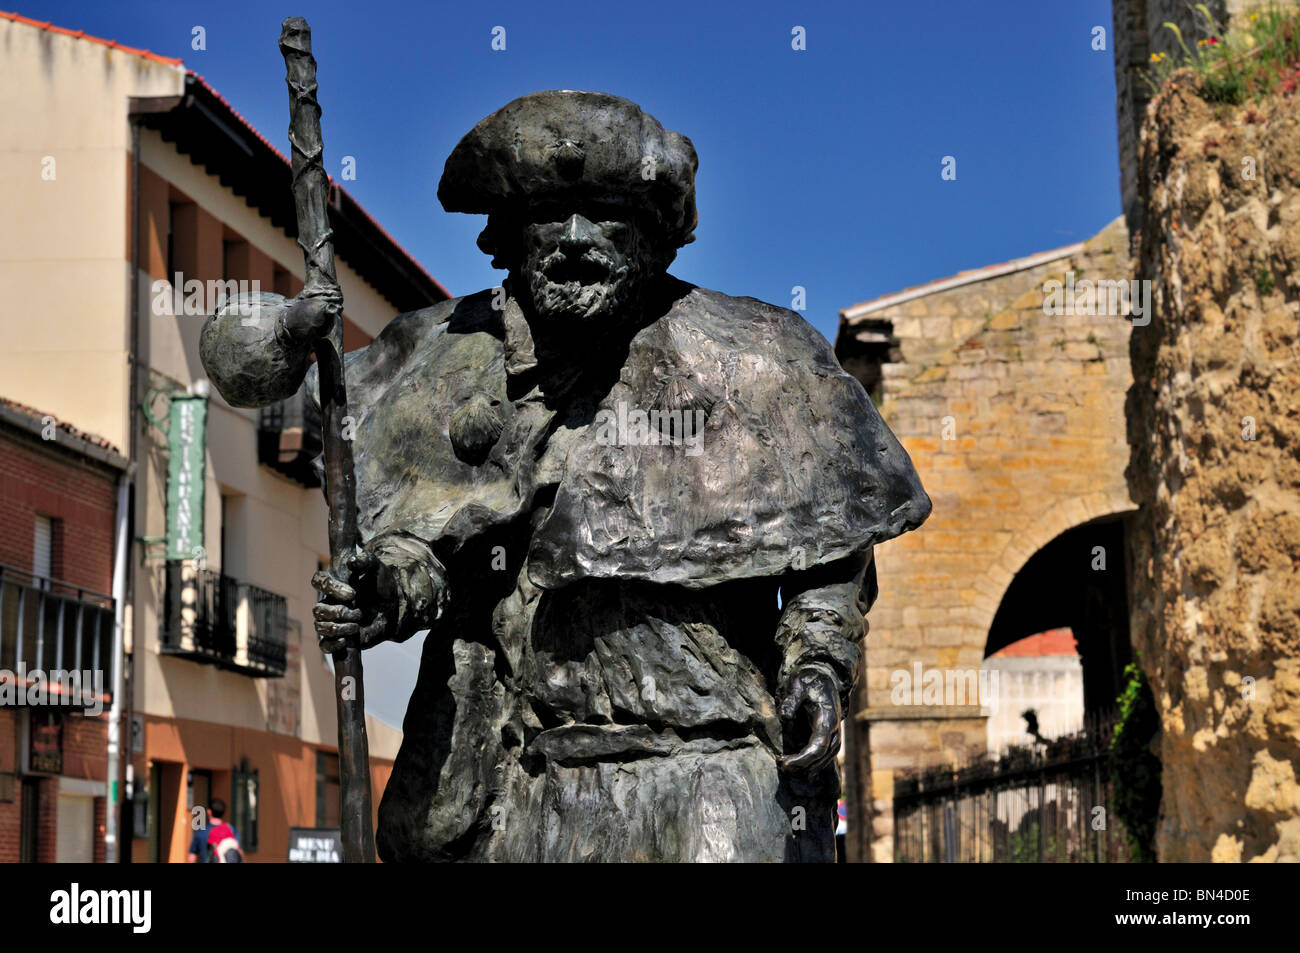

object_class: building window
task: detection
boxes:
[187,769,212,822]
[32,515,53,587]
[168,198,198,283]
[316,751,340,828]
[230,758,259,852]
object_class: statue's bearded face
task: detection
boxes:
[518,202,658,327]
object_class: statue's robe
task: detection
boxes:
[276,276,932,861]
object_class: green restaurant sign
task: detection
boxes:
[166,395,208,561]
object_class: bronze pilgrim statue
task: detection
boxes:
[202,85,930,862]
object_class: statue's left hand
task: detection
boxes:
[311,537,447,654]
[777,667,842,774]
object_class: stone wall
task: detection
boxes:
[836,219,1138,861]
[984,652,1085,755]
[1127,74,1300,862]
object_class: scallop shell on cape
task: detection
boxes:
[449,392,505,464]
[650,372,718,420]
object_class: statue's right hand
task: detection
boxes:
[279,291,341,345]
[311,551,399,654]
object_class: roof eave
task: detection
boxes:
[130,75,450,314]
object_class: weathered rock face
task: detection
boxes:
[1128,77,1300,862]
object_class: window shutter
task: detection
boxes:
[33,516,52,585]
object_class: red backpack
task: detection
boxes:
[207,822,244,863]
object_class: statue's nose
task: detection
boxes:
[559,214,599,248]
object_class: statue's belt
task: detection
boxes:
[526,722,770,765]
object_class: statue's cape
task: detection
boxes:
[309,280,930,590]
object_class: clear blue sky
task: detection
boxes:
[17,0,1124,728]
[22,0,1121,343]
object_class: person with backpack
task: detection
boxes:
[204,798,244,863]
[185,804,221,863]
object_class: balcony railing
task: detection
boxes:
[0,564,114,707]
[258,386,322,487]
[162,561,287,677]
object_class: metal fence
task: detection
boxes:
[162,560,287,677]
[0,563,115,696]
[245,585,288,673]
[893,712,1132,862]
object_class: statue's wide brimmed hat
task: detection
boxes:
[438,90,699,247]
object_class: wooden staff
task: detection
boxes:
[279,16,374,863]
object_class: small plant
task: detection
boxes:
[1139,3,1300,105]
[1111,662,1162,863]
[1257,266,1276,294]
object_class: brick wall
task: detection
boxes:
[0,426,118,593]
[0,422,119,862]
[0,709,17,861]
[93,795,106,863]
[62,714,108,782]
[36,776,56,863]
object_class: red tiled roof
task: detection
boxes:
[0,9,183,65]
[189,72,290,166]
[339,187,455,302]
[0,397,122,457]
[989,628,1079,658]
[185,73,452,302]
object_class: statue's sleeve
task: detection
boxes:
[199,292,314,408]
[774,550,876,710]
[363,531,449,641]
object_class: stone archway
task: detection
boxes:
[970,491,1137,640]
[985,510,1135,720]
[834,219,1138,862]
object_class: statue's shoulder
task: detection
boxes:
[366,290,500,355]
[343,291,503,381]
[660,280,841,369]
[308,292,503,413]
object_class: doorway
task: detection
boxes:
[55,792,94,862]
[19,777,40,863]
[188,769,212,823]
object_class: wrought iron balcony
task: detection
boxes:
[0,564,114,707]
[258,386,322,487]
[161,561,287,677]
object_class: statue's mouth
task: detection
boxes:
[543,252,614,287]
